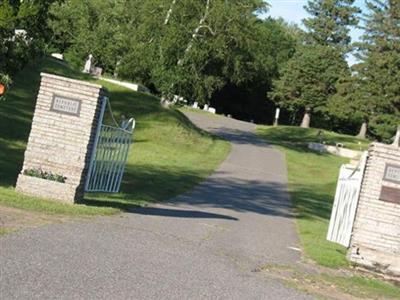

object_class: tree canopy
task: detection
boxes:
[1,0,397,140]
[0,0,56,93]
[50,0,275,105]
[271,45,349,119]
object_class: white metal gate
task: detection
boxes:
[84,97,135,193]
[327,152,368,247]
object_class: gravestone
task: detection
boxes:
[273,108,280,126]
[91,67,103,77]
[83,54,93,73]
[16,73,106,203]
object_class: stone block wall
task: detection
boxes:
[16,73,106,203]
[349,142,400,276]
[16,174,78,204]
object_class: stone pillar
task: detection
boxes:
[16,73,106,204]
[349,142,400,276]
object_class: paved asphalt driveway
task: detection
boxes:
[1,112,312,299]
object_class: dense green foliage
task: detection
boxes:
[270,0,398,140]
[270,45,349,124]
[210,18,297,122]
[0,0,56,78]
[272,0,359,120]
[270,0,359,128]
[2,0,397,139]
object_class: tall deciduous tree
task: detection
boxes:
[117,0,270,103]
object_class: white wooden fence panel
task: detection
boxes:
[327,152,368,247]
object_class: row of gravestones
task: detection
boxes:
[192,102,216,114]
[54,53,220,113]
[51,53,103,77]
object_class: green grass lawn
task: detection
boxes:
[316,274,400,299]
[257,125,368,268]
[0,57,230,216]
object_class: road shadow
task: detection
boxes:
[83,164,304,220]
[165,175,294,218]
[133,206,238,220]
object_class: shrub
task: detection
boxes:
[23,168,66,183]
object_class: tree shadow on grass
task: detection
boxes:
[290,183,336,221]
[0,142,25,187]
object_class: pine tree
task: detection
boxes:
[357,0,399,140]
[271,0,359,127]
[303,0,360,51]
[270,44,349,127]
[330,0,400,140]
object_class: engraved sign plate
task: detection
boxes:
[384,164,400,184]
[380,186,400,204]
[50,95,81,116]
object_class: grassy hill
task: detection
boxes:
[0,57,230,216]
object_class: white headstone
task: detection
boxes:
[83,54,93,73]
[275,108,280,119]
[51,53,64,60]
[208,107,216,114]
[203,104,209,111]
[192,102,198,109]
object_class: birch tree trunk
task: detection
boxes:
[178,0,211,66]
[164,0,177,25]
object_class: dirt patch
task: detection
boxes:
[0,205,79,234]
[259,262,400,300]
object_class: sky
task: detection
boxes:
[260,0,368,65]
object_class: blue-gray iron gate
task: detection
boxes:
[85,97,135,193]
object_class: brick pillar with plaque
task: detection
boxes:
[16,73,106,204]
[349,140,400,277]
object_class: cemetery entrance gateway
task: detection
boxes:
[84,97,135,193]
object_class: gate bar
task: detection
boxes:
[84,96,108,191]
